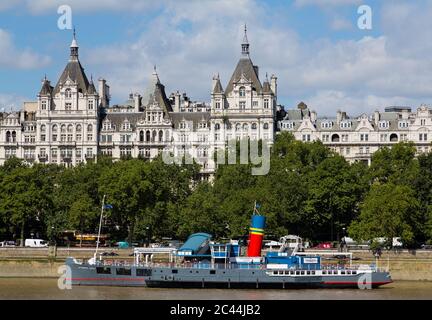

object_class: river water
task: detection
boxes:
[0,278,431,300]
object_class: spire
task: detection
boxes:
[70,27,79,60]
[241,24,249,57]
[152,65,160,84]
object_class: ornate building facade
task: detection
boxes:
[277,103,432,165]
[0,28,277,177]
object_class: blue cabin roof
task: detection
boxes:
[178,233,212,253]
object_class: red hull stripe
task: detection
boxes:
[323,281,392,285]
[67,278,145,281]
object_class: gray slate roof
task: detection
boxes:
[225,57,262,95]
[53,59,91,95]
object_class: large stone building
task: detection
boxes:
[277,103,432,165]
[0,27,277,177]
[2,27,432,171]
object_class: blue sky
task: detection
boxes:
[1,0,431,116]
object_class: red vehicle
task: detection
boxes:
[313,242,332,249]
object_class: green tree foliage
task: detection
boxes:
[0,135,431,246]
[349,183,421,245]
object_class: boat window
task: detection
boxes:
[210,270,216,275]
[116,268,132,276]
[306,271,311,275]
[341,271,346,275]
[333,271,337,275]
[273,271,277,275]
[172,269,178,274]
[352,271,357,275]
[295,271,300,275]
[300,271,305,275]
[136,269,152,276]
[322,271,327,275]
[96,267,111,274]
[278,271,283,275]
[347,270,351,275]
[311,271,315,275]
[284,271,289,275]
[290,271,294,275]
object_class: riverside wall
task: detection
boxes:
[0,247,431,281]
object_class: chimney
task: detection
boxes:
[133,93,141,112]
[98,78,108,108]
[170,91,180,112]
[270,74,277,97]
[311,110,317,123]
[336,110,342,124]
[374,110,380,125]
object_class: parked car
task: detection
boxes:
[101,251,119,256]
[313,242,332,249]
[421,244,432,250]
[24,239,48,248]
[0,240,16,247]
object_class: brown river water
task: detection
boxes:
[0,278,431,300]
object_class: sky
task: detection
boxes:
[1,0,432,117]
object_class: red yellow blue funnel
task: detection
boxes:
[247,214,266,257]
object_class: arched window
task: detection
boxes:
[67,124,73,133]
[12,131,16,142]
[235,123,241,131]
[159,130,163,142]
[76,124,82,132]
[65,89,72,98]
[331,134,340,142]
[139,130,144,142]
[40,125,46,132]
[6,131,11,142]
[390,133,398,142]
[243,123,249,131]
[263,123,269,130]
[152,130,157,142]
[87,124,93,133]
[215,123,220,131]
[252,123,257,130]
[165,130,170,142]
[146,130,151,142]
[52,124,58,133]
[239,86,246,97]
[61,124,66,133]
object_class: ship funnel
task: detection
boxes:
[247,206,266,257]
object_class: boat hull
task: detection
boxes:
[65,258,392,289]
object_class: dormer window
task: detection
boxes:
[379,121,389,129]
[41,100,47,110]
[122,121,131,131]
[215,123,220,131]
[102,120,111,131]
[239,86,246,97]
[179,122,187,129]
[398,121,409,129]
[88,100,94,110]
[340,121,352,128]
[321,121,333,129]
[65,89,72,99]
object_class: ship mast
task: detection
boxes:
[94,194,106,261]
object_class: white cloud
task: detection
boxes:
[0,29,51,69]
[331,17,353,30]
[0,0,21,11]
[79,0,432,117]
[0,93,29,111]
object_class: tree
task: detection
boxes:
[349,183,421,246]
